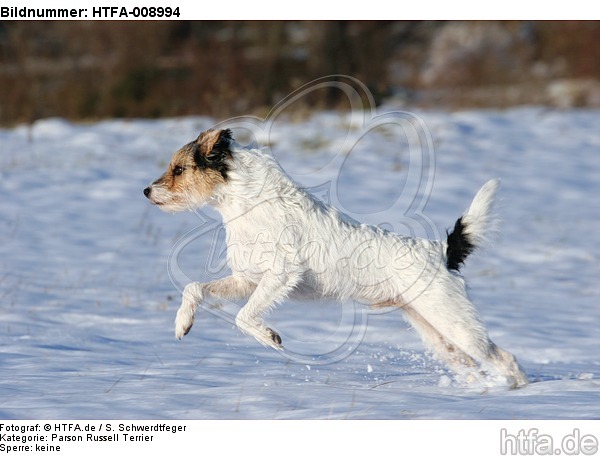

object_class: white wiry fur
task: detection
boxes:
[461,178,500,248]
[145,129,528,388]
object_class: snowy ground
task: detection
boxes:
[0,106,599,419]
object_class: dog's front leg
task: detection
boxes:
[175,276,256,339]
[235,271,301,351]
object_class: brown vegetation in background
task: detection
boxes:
[0,21,599,125]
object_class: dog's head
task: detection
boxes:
[144,128,233,212]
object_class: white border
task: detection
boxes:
[2,420,600,456]
[1,0,595,20]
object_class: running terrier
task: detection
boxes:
[144,128,528,387]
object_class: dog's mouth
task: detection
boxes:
[144,187,187,213]
[149,199,167,207]
[145,196,161,206]
[144,187,163,206]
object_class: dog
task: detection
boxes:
[144,128,528,388]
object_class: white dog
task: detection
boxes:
[144,128,528,387]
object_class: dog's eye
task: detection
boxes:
[172,166,184,176]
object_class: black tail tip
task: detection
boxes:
[446,217,475,271]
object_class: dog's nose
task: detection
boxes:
[143,187,151,198]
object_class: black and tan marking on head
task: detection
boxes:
[143,129,234,212]
[194,128,233,179]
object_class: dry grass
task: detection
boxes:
[1,21,599,125]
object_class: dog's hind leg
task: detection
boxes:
[482,342,529,388]
[400,303,480,370]
[175,276,256,339]
[372,299,478,370]
[400,291,528,387]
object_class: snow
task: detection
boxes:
[0,107,599,419]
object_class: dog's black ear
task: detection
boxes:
[196,129,232,156]
[212,129,232,150]
[194,129,233,178]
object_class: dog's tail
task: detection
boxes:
[446,179,500,271]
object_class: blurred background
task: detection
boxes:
[1,20,599,125]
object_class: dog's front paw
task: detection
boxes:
[175,318,193,340]
[251,326,283,351]
[266,327,283,349]
[175,282,203,340]
[235,315,283,350]
[175,306,195,340]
